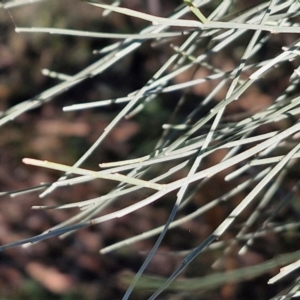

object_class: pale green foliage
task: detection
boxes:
[1,0,300,299]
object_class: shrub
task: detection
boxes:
[1,0,300,299]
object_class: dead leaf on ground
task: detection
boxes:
[26,262,75,294]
